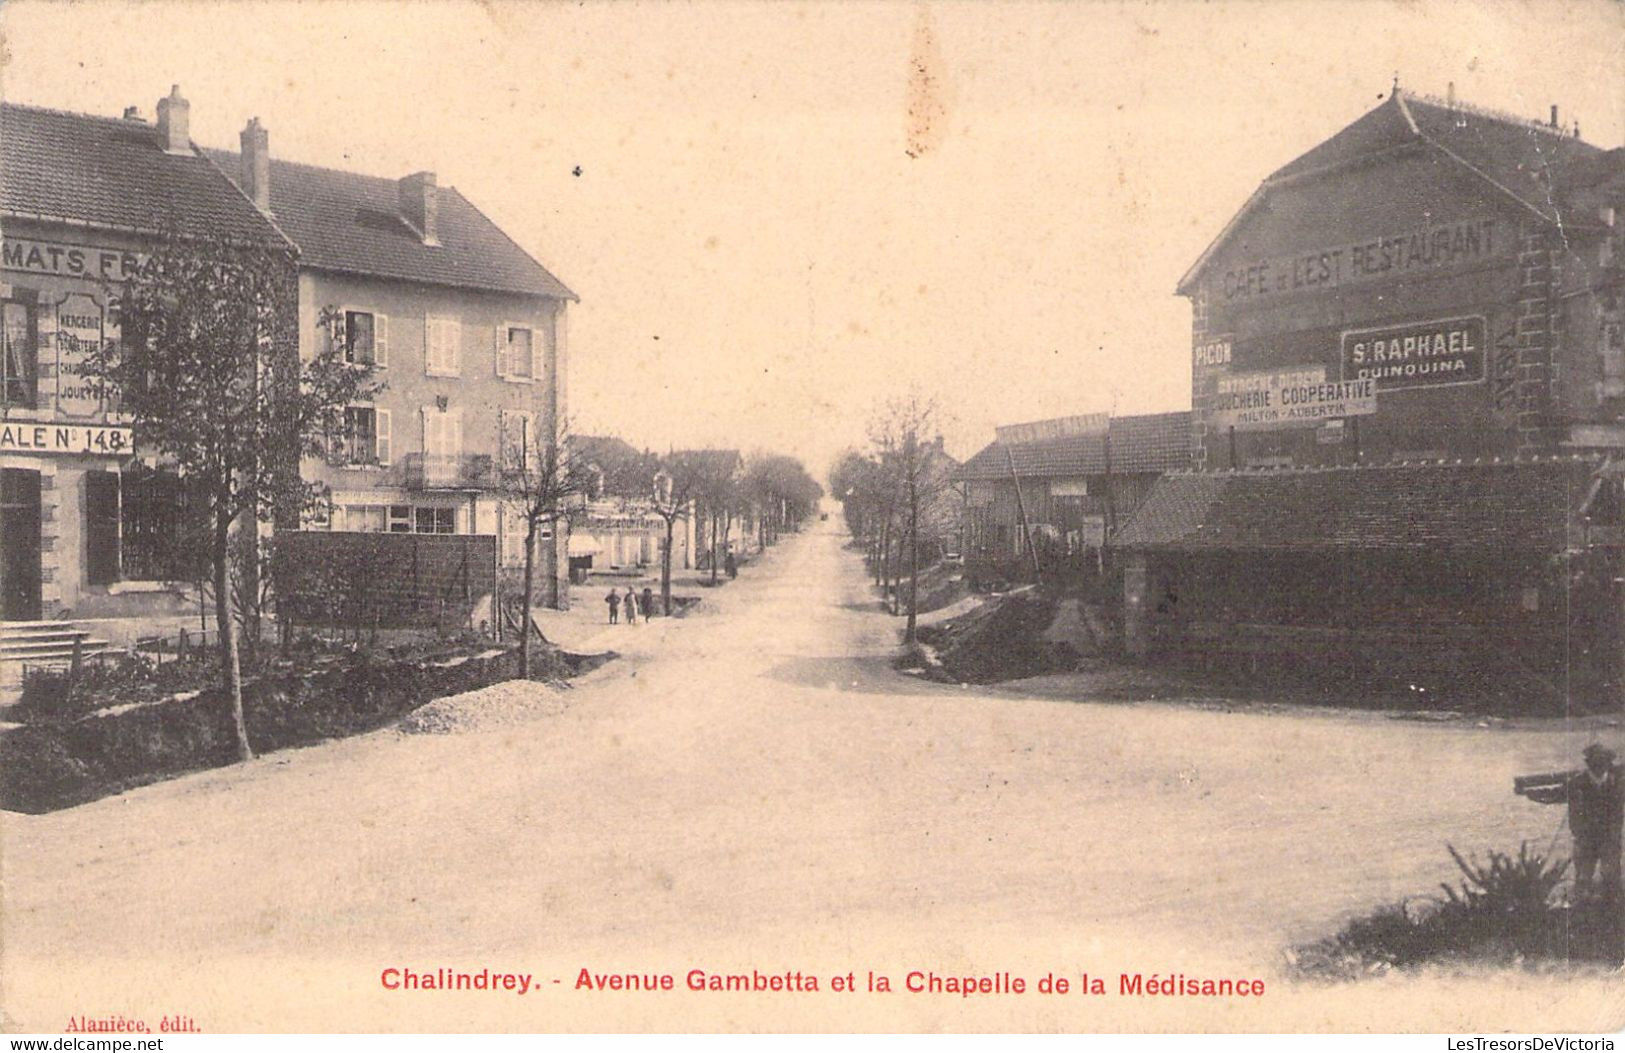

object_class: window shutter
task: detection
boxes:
[494,325,507,378]
[452,412,463,457]
[331,311,346,356]
[449,320,462,375]
[424,316,434,374]
[85,471,121,585]
[374,314,389,367]
[375,408,392,465]
[421,405,432,458]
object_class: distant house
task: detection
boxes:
[952,411,1192,579]
[568,436,696,576]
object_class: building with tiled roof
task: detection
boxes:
[1117,85,1623,701]
[950,412,1191,580]
[2,89,294,626]
[206,105,578,609]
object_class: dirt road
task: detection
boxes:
[3,519,1620,1032]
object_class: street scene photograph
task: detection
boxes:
[0,0,1622,1037]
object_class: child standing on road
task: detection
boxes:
[623,586,638,624]
[605,589,620,624]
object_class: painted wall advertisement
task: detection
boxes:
[0,420,132,456]
[1216,217,1501,304]
[1341,315,1486,392]
[51,292,113,419]
[1209,365,1377,432]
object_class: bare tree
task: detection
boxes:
[498,414,591,678]
[868,392,953,644]
[651,452,703,616]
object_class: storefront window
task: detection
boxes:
[415,506,456,534]
[2,300,39,409]
[121,466,205,582]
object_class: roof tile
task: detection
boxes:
[955,411,1192,481]
[1114,459,1601,552]
[1,103,286,244]
[204,149,574,300]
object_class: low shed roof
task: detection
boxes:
[1113,457,1603,554]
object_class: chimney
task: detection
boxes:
[155,84,191,155]
[1550,104,1559,129]
[1446,82,1455,109]
[122,106,145,122]
[398,171,439,246]
[240,118,271,213]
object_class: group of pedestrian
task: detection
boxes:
[605,585,659,625]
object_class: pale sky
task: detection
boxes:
[3,1,1622,477]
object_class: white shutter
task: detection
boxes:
[452,411,463,457]
[373,314,389,367]
[330,311,346,356]
[424,316,434,374]
[494,325,507,378]
[421,406,433,457]
[375,408,392,465]
[449,320,462,375]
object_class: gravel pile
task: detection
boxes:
[397,679,572,735]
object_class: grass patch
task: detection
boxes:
[1290,843,1621,979]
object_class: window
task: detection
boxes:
[502,508,531,567]
[121,466,203,581]
[342,406,392,465]
[500,325,535,380]
[416,506,457,534]
[2,299,39,409]
[501,410,534,471]
[342,310,388,367]
[425,316,460,376]
[423,407,462,460]
[338,504,387,533]
[335,504,452,534]
[84,471,122,585]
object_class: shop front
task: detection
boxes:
[0,230,190,622]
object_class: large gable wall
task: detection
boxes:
[1185,150,1561,469]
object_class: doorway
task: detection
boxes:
[1,467,43,620]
